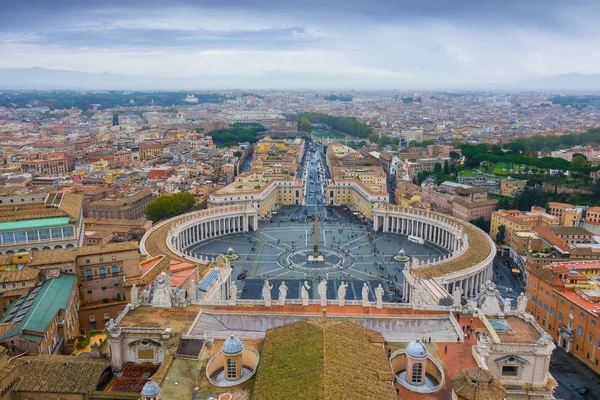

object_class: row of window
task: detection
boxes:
[0,226,75,245]
[84,264,120,278]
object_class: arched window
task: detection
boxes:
[112,264,118,274]
[226,358,237,380]
[86,268,92,278]
[54,245,63,249]
[99,267,106,276]
[411,362,423,384]
[66,243,75,248]
[42,246,51,250]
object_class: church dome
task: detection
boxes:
[405,339,428,360]
[222,335,244,355]
[141,380,161,396]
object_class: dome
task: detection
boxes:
[222,335,244,355]
[405,339,428,360]
[141,380,161,396]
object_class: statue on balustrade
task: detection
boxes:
[151,272,173,308]
[130,284,139,306]
[318,279,327,306]
[361,283,371,307]
[375,284,384,309]
[262,280,273,307]
[337,282,348,306]
[301,281,311,306]
[278,282,288,306]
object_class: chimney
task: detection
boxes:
[321,308,326,323]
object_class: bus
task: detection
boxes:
[408,235,425,245]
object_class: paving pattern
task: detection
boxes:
[186,217,448,302]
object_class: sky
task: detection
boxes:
[1,0,600,89]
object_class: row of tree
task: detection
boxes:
[297,112,374,138]
[505,127,600,153]
[145,193,196,222]
[206,122,266,148]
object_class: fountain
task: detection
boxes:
[394,248,410,263]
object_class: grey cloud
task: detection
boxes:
[15,26,315,50]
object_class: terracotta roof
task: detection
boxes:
[14,355,110,394]
[58,193,83,222]
[28,242,139,266]
[0,266,40,283]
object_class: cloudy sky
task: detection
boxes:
[1,0,600,88]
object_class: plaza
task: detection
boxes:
[185,206,448,302]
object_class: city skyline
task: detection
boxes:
[2,0,600,89]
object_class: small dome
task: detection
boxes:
[222,335,244,355]
[141,380,161,396]
[405,339,428,360]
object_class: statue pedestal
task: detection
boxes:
[339,299,345,307]
[307,255,324,262]
[362,300,371,307]
[302,298,309,306]
[264,299,272,307]
[376,300,383,309]
[320,298,327,306]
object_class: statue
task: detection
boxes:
[318,279,328,306]
[301,281,311,306]
[503,298,511,314]
[453,286,463,306]
[375,284,384,309]
[175,289,187,307]
[105,318,116,332]
[516,292,528,314]
[262,280,273,307]
[141,287,151,305]
[337,281,348,306]
[278,282,288,306]
[130,284,139,305]
[230,282,238,304]
[189,280,196,302]
[361,283,370,307]
[151,272,173,308]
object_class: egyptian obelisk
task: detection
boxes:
[313,211,319,258]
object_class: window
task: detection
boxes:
[104,313,109,319]
[1,232,14,244]
[532,296,536,304]
[580,312,585,319]
[543,304,548,311]
[87,290,92,294]
[86,259,90,265]
[99,267,106,276]
[14,231,26,243]
[558,312,563,322]
[570,306,575,312]
[593,319,597,326]
[50,227,62,239]
[550,307,555,316]
[99,257,103,263]
[560,299,565,305]
[21,282,25,287]
[226,359,237,380]
[537,299,542,306]
[577,325,583,336]
[86,268,92,278]
[90,315,95,321]
[27,230,39,242]
[589,333,595,343]
[62,226,74,237]
[112,264,118,274]
[502,366,518,377]
[411,362,423,384]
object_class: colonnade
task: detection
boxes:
[173,214,254,249]
[374,205,495,302]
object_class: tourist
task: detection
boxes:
[444,345,448,354]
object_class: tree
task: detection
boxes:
[449,151,460,162]
[443,160,449,174]
[433,162,442,174]
[297,117,312,133]
[146,193,196,222]
[571,155,590,168]
[368,132,380,144]
[379,135,391,146]
[490,144,503,156]
[234,151,243,158]
[470,217,490,233]
[496,225,506,244]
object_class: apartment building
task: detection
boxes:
[86,188,155,220]
[547,202,582,227]
[20,155,70,176]
[421,181,498,221]
[526,260,600,374]
[208,172,303,219]
[490,207,560,243]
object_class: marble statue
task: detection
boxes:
[262,280,273,307]
[503,298,512,314]
[361,283,370,307]
[175,289,187,307]
[375,284,384,309]
[301,281,311,306]
[318,279,327,306]
[453,286,463,306]
[105,318,116,332]
[151,272,173,308]
[141,288,151,305]
[130,284,139,305]
[230,282,238,304]
[337,281,348,306]
[516,292,528,314]
[278,282,288,306]
[189,280,196,302]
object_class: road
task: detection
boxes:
[303,142,327,217]
[551,347,600,399]
[492,255,524,302]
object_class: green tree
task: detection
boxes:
[234,151,243,158]
[368,132,380,143]
[443,160,450,174]
[433,162,442,174]
[470,217,490,233]
[297,117,313,133]
[146,193,195,222]
[571,155,590,168]
[449,151,461,162]
[496,225,506,244]
[490,144,503,156]
[379,135,391,146]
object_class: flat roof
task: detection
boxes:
[0,217,71,232]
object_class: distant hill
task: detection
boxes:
[510,73,600,92]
